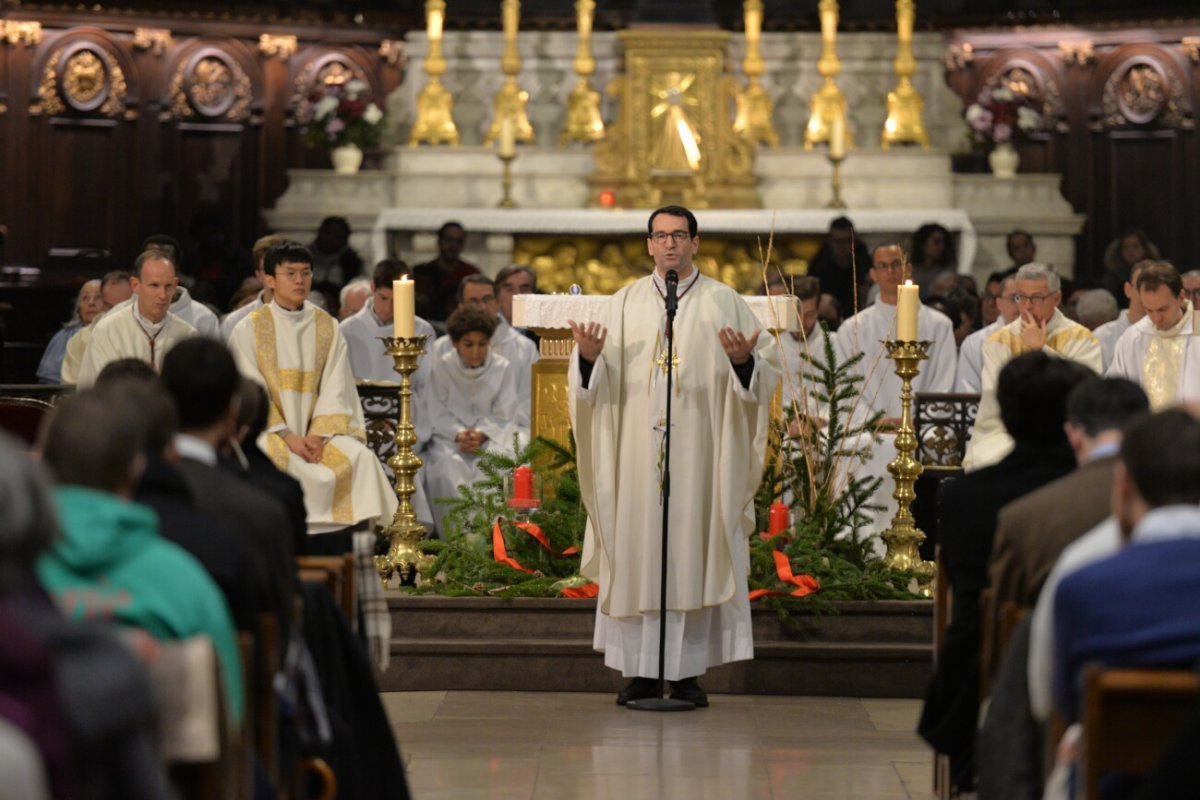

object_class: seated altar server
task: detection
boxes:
[964,263,1102,470]
[430,274,539,435]
[1093,258,1151,370]
[1107,260,1200,408]
[957,273,1018,394]
[77,248,197,387]
[833,243,957,426]
[228,241,397,534]
[424,307,520,535]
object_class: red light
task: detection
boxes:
[598,190,616,207]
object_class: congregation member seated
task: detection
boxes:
[804,216,872,316]
[412,221,481,322]
[431,274,538,434]
[1101,227,1161,308]
[35,387,244,726]
[0,432,171,799]
[909,222,955,300]
[309,215,365,296]
[1074,288,1119,331]
[1093,259,1152,370]
[1182,269,1200,305]
[228,241,398,539]
[964,262,1102,469]
[35,278,102,384]
[60,270,133,384]
[834,243,957,427]
[1107,261,1200,409]
[957,272,1018,393]
[338,278,371,320]
[77,247,198,387]
[1005,229,1039,274]
[219,233,289,340]
[919,351,1092,794]
[425,307,521,535]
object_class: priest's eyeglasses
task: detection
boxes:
[1013,292,1054,304]
[650,231,693,244]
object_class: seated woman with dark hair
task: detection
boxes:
[909,222,956,301]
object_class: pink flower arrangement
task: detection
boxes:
[965,82,1041,146]
[303,79,384,149]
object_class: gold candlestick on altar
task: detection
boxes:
[561,0,605,144]
[484,0,535,147]
[804,0,854,151]
[881,0,930,149]
[497,152,517,208]
[881,339,936,589]
[733,0,780,148]
[827,114,847,208]
[410,0,460,146]
[377,335,429,586]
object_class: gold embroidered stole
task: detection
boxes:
[1142,303,1193,409]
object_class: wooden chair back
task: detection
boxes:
[0,396,53,445]
[296,554,358,631]
[1081,666,1200,800]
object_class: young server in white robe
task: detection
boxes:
[228,242,397,533]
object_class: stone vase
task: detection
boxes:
[331,143,363,175]
[988,142,1019,179]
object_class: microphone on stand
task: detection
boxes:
[665,269,679,320]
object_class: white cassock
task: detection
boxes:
[423,348,520,535]
[340,298,438,528]
[775,325,834,422]
[964,309,1102,469]
[170,287,220,338]
[1107,305,1200,409]
[77,304,197,387]
[220,291,267,341]
[833,301,957,420]
[228,301,398,532]
[569,272,781,680]
[956,318,1005,394]
[431,316,540,434]
[1093,310,1131,371]
[61,316,100,384]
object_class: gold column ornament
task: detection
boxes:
[804,0,853,151]
[133,28,172,56]
[733,0,779,147]
[376,336,432,586]
[881,0,929,149]
[484,0,535,147]
[881,340,935,590]
[561,0,605,144]
[409,0,460,147]
[1,20,43,47]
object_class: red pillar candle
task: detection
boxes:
[768,503,790,537]
[513,465,534,501]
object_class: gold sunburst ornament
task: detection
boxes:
[650,72,703,172]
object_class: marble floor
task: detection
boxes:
[383,691,935,799]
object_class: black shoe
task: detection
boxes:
[616,677,660,705]
[669,677,709,707]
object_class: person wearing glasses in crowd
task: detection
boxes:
[1107,261,1200,409]
[567,206,781,708]
[412,221,481,323]
[834,243,957,428]
[964,262,1102,470]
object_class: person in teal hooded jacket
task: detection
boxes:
[35,387,244,725]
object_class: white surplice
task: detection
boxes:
[423,348,520,535]
[77,304,197,387]
[220,291,267,341]
[569,273,781,680]
[170,287,220,339]
[228,301,398,531]
[1107,306,1200,409]
[833,301,958,420]
[431,316,539,433]
[964,309,1102,470]
[956,318,1005,394]
[1092,310,1131,371]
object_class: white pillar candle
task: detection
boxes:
[394,276,415,338]
[829,115,846,159]
[498,116,516,158]
[897,280,919,341]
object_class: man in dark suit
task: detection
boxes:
[161,338,297,645]
[989,376,1148,611]
[919,351,1092,792]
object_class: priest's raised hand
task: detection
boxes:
[569,320,607,363]
[719,326,760,365]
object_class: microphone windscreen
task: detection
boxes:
[666,269,679,284]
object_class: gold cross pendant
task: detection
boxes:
[654,351,680,375]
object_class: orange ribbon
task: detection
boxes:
[491,518,580,575]
[748,549,820,601]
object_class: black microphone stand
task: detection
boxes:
[627,268,695,712]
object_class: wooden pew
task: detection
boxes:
[1080,666,1200,800]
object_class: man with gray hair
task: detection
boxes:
[1074,288,1119,330]
[338,277,372,320]
[964,262,1102,469]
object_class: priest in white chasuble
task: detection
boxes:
[424,307,521,534]
[228,242,397,533]
[833,244,958,425]
[964,262,1102,470]
[1108,261,1200,408]
[77,249,197,387]
[568,206,781,708]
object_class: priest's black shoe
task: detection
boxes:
[669,677,709,707]
[616,677,659,705]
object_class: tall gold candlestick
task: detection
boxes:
[484,0,535,147]
[410,0,460,146]
[733,0,779,147]
[827,152,847,209]
[881,0,930,149]
[561,0,605,144]
[804,0,854,151]
[881,339,935,590]
[377,335,429,586]
[497,151,517,208]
